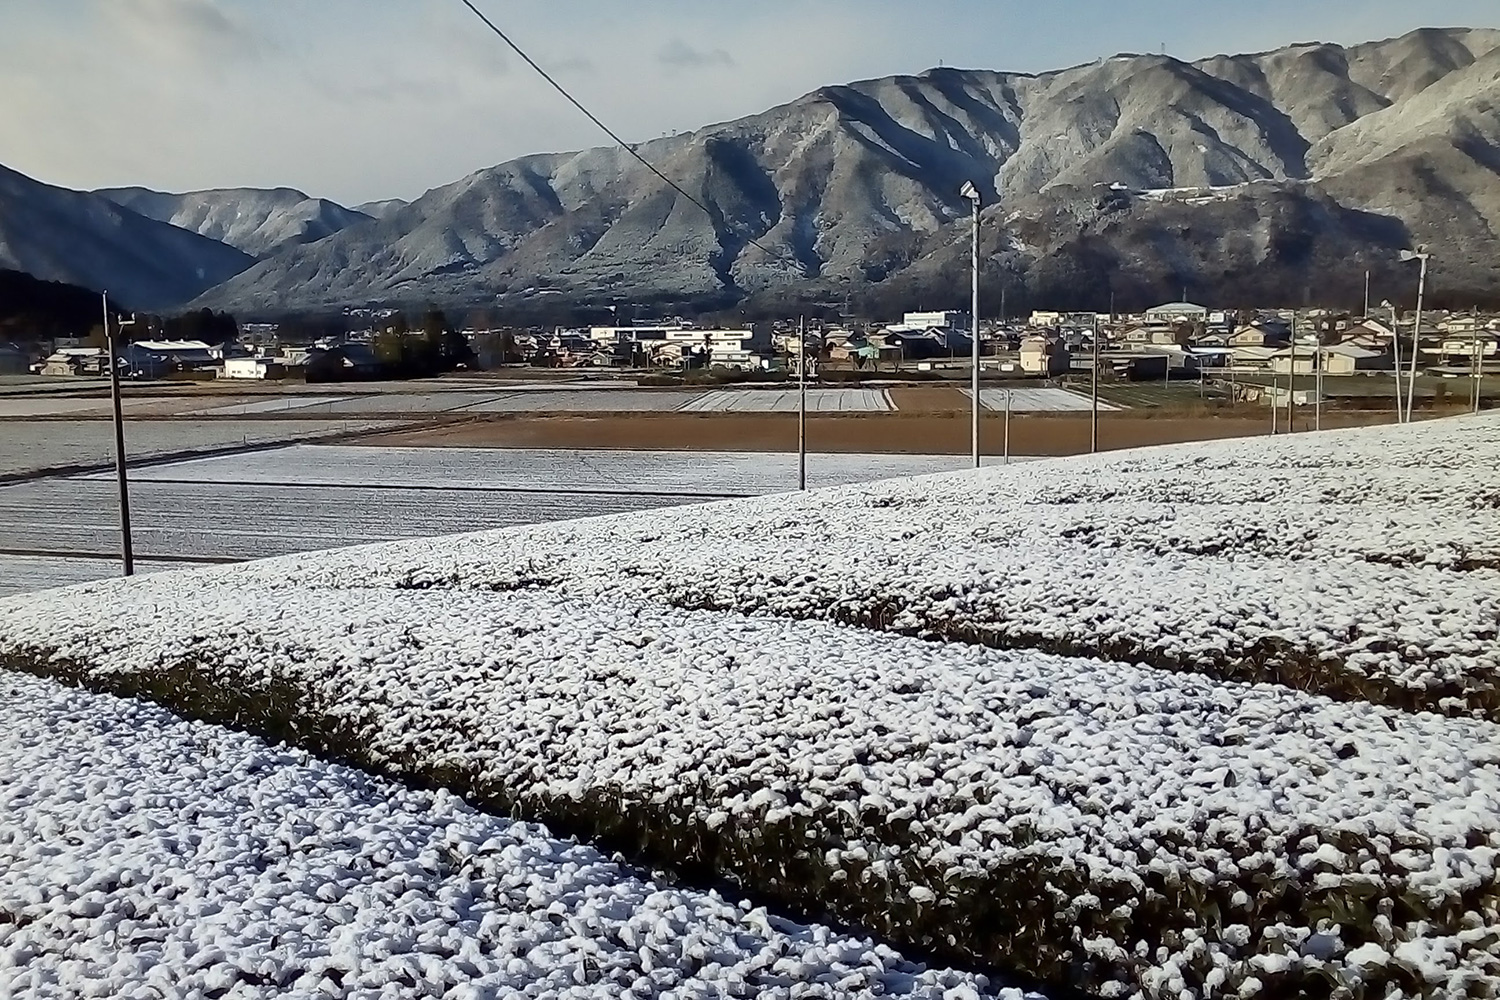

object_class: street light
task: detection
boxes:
[1399,247,1430,423]
[960,180,981,468]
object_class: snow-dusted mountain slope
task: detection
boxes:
[98,185,373,257]
[192,26,1500,313]
[5,414,1499,998]
[0,164,254,310]
[0,670,1039,1000]
[353,197,410,219]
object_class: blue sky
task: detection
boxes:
[2,0,1496,204]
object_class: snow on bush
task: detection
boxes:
[4,587,1497,998]
[29,413,1497,718]
[0,670,1041,1000]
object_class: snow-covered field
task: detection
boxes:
[4,415,1499,998]
[271,391,508,414]
[966,388,1121,412]
[188,395,355,416]
[165,415,1491,719]
[679,389,893,412]
[0,419,400,479]
[0,447,1008,591]
[114,444,995,492]
[0,396,120,417]
[0,395,223,418]
[0,554,178,598]
[463,389,709,412]
[0,670,1037,1000]
[0,478,695,563]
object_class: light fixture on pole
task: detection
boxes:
[960,180,981,469]
[1381,299,1403,422]
[1399,247,1430,423]
[103,293,138,577]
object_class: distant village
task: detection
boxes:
[8,300,1497,408]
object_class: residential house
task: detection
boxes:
[132,340,219,372]
[1439,314,1486,335]
[903,310,971,330]
[221,357,287,380]
[1440,334,1498,364]
[40,347,107,377]
[1144,301,1210,323]
[1269,347,1318,376]
[240,323,279,348]
[1019,336,1070,375]
[1098,352,1168,381]
[1310,313,1353,341]
[1229,345,1282,370]
[1321,345,1391,375]
[1341,320,1399,351]
[305,344,382,382]
[1230,321,1292,348]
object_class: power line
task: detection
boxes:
[456,0,801,273]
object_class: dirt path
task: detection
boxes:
[348,411,1401,456]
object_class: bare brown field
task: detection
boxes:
[348,410,1403,456]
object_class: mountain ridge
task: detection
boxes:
[7,26,1499,315]
[97,186,373,258]
[188,25,1500,315]
[0,165,254,311]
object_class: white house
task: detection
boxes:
[1145,301,1210,323]
[902,310,970,330]
[221,357,287,380]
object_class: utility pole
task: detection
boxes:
[1400,247,1430,423]
[1363,270,1370,319]
[1315,336,1323,431]
[1090,316,1100,454]
[1003,389,1011,465]
[103,292,137,576]
[1386,301,1404,422]
[1475,335,1485,415]
[797,316,807,491]
[1270,374,1278,436]
[1287,315,1298,433]
[961,181,982,469]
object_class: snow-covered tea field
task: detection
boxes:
[678,389,894,412]
[965,388,1122,412]
[3,415,1498,998]
[0,670,1039,1000]
[116,444,995,492]
[0,419,400,480]
[0,446,1007,593]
